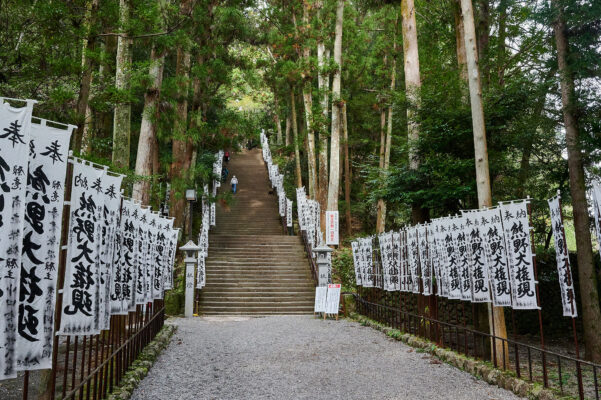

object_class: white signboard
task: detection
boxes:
[286,199,292,227]
[326,211,339,245]
[314,286,327,313]
[325,284,341,315]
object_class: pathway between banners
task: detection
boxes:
[131,316,523,400]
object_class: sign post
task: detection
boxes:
[179,241,200,318]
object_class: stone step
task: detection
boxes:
[200,295,314,301]
[199,305,314,313]
[199,311,312,316]
[206,260,309,266]
[199,288,315,294]
[203,281,315,289]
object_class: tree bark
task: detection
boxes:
[476,0,490,87]
[301,2,317,199]
[553,1,601,362]
[376,23,397,234]
[74,0,99,154]
[454,0,468,83]
[112,0,132,169]
[169,0,194,228]
[327,0,345,212]
[274,91,283,145]
[401,0,427,224]
[133,46,165,205]
[342,102,351,236]
[291,88,303,188]
[285,112,291,146]
[317,26,329,233]
[460,0,508,366]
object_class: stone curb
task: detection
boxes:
[105,321,178,400]
[349,313,558,400]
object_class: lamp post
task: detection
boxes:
[179,240,200,317]
[185,188,197,241]
[313,244,333,287]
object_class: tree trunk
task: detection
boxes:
[327,0,345,212]
[285,112,291,146]
[401,0,427,224]
[133,46,165,205]
[477,0,489,87]
[169,1,193,228]
[302,2,317,199]
[376,24,397,234]
[291,88,303,188]
[497,0,508,86]
[112,0,132,169]
[74,0,99,154]
[317,25,329,233]
[454,0,468,82]
[460,0,508,366]
[343,102,351,236]
[553,1,601,362]
[274,92,283,145]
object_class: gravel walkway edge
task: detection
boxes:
[349,312,557,400]
[106,322,177,400]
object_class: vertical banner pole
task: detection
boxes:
[527,198,548,387]
[48,159,74,400]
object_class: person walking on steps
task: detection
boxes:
[224,151,230,163]
[231,175,238,194]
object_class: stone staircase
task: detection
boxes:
[198,149,315,315]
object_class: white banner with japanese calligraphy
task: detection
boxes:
[98,173,123,330]
[439,218,462,300]
[500,202,538,310]
[462,211,492,303]
[144,213,160,302]
[152,217,172,300]
[406,227,420,294]
[135,206,150,306]
[286,199,292,228]
[476,208,512,307]
[417,225,432,296]
[351,241,363,286]
[111,200,135,315]
[360,237,374,288]
[399,229,409,292]
[16,121,71,371]
[163,228,179,290]
[548,196,577,317]
[591,181,601,258]
[59,162,105,336]
[196,254,206,289]
[0,99,34,379]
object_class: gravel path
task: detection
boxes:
[132,316,523,400]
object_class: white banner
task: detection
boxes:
[59,162,105,335]
[406,227,420,294]
[360,237,374,288]
[0,100,34,379]
[462,211,492,303]
[111,200,136,315]
[286,199,292,227]
[439,218,462,300]
[135,206,150,306]
[351,241,363,286]
[196,254,206,289]
[548,195,577,317]
[163,228,179,290]
[16,120,71,371]
[417,225,432,296]
[98,173,123,329]
[500,201,538,310]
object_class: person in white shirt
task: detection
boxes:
[231,176,238,194]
